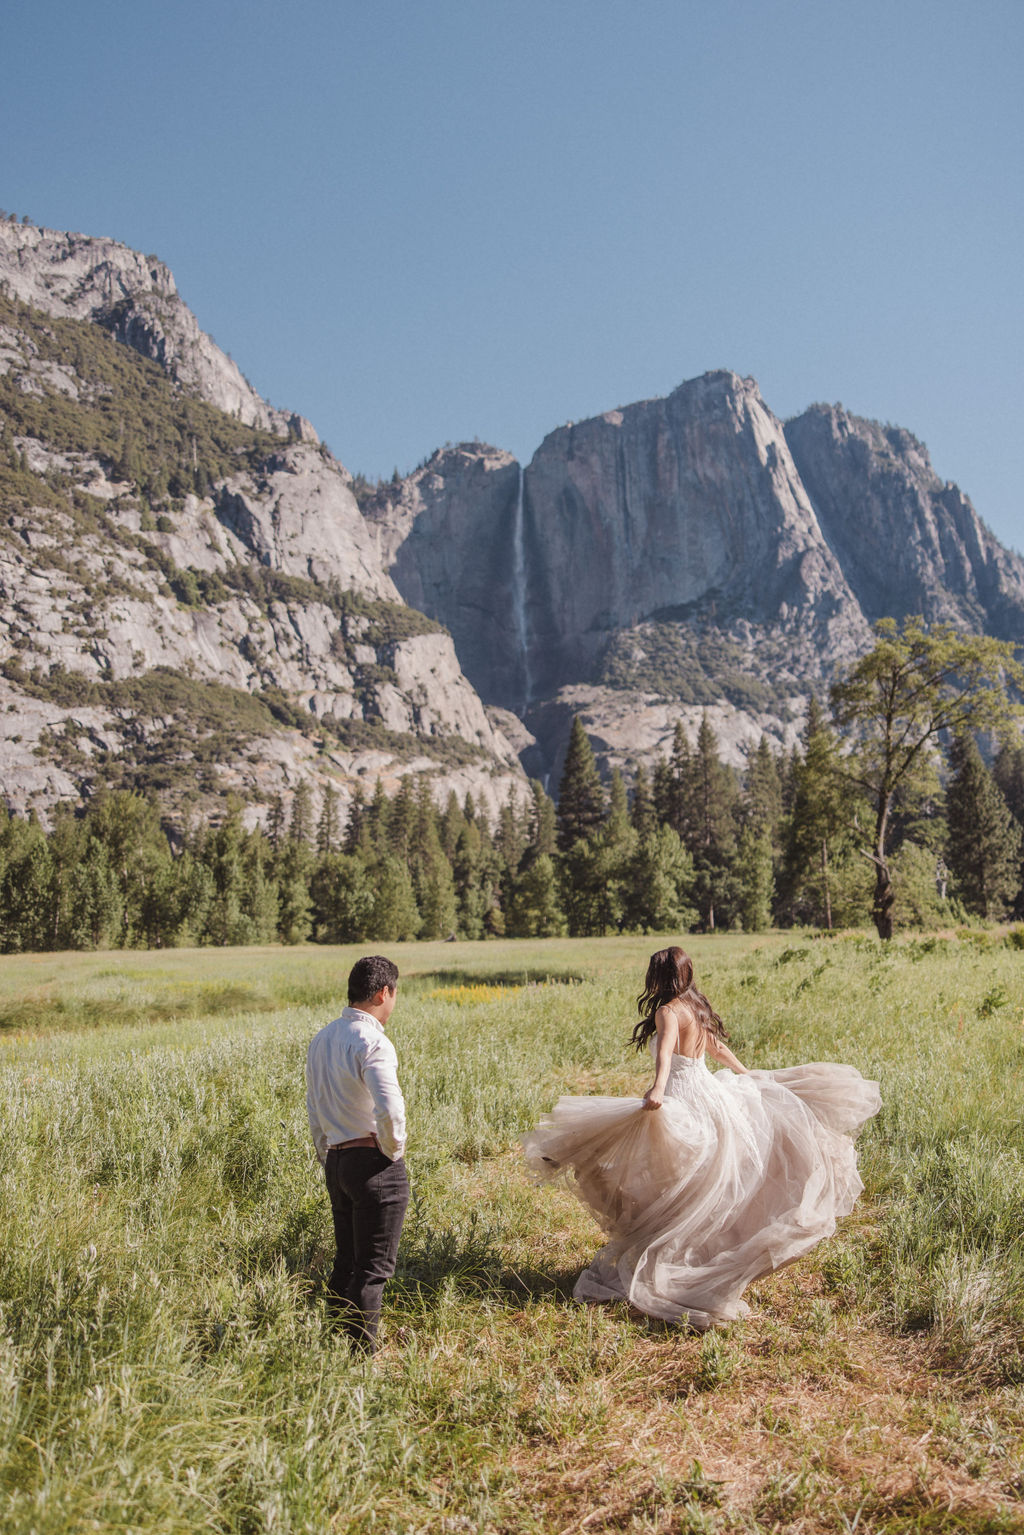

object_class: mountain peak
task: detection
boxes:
[0,220,316,443]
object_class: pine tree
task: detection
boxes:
[408,780,458,939]
[667,721,694,842]
[82,791,176,946]
[496,785,528,875]
[735,824,774,932]
[993,739,1024,916]
[629,763,657,836]
[364,779,390,858]
[506,853,566,937]
[652,756,675,829]
[310,852,375,942]
[369,855,421,941]
[779,697,851,928]
[452,819,486,938]
[556,717,606,850]
[945,732,1022,919]
[592,769,638,933]
[0,811,55,952]
[267,795,285,852]
[993,741,1024,826]
[621,824,697,934]
[387,778,417,862]
[684,714,739,930]
[317,786,339,856]
[526,779,558,859]
[743,736,783,842]
[343,785,368,854]
[439,791,465,862]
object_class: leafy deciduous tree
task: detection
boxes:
[831,617,1024,939]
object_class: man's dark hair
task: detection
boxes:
[348,954,399,1006]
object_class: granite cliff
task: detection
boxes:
[0,221,525,824]
[4,216,1022,813]
[370,373,1024,779]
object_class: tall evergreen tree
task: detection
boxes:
[652,756,675,829]
[735,824,774,932]
[592,769,638,933]
[629,763,657,836]
[993,738,1024,917]
[343,785,368,854]
[526,779,558,859]
[0,811,55,952]
[993,741,1024,827]
[496,785,528,876]
[743,736,783,842]
[945,732,1022,919]
[683,715,739,930]
[556,717,606,850]
[439,790,466,862]
[452,818,486,939]
[310,852,374,943]
[409,780,458,939]
[267,794,285,852]
[387,777,417,862]
[368,856,421,941]
[506,853,566,937]
[779,697,851,928]
[621,823,697,935]
[317,786,339,856]
[288,783,314,849]
[363,779,390,858]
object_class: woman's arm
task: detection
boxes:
[642,1006,678,1109]
[705,1034,749,1074]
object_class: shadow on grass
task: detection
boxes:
[392,1218,581,1305]
[405,968,585,993]
[0,985,269,1033]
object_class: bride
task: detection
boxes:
[522,947,880,1330]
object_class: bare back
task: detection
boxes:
[662,998,705,1059]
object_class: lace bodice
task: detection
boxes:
[651,1040,709,1098]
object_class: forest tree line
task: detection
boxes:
[1,618,1022,950]
[1,692,1023,953]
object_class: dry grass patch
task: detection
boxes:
[500,1271,1024,1532]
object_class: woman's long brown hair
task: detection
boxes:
[630,946,728,1052]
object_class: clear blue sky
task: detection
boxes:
[5,0,1022,551]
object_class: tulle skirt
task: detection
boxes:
[521,1059,881,1330]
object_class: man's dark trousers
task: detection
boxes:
[324,1146,409,1351]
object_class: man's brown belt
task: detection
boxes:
[329,1135,378,1150]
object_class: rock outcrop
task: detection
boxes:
[366,443,527,705]
[4,216,1023,804]
[519,373,867,698]
[372,373,1024,777]
[0,223,526,823]
[784,404,1024,638]
[0,221,315,439]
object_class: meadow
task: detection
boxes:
[1,930,1023,1533]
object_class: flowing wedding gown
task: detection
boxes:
[522,1045,880,1329]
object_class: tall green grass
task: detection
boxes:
[1,932,1022,1531]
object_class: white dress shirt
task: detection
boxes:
[306,1006,407,1164]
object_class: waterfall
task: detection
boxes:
[512,464,532,708]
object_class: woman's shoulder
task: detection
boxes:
[655,999,700,1033]
[663,995,699,1024]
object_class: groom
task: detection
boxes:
[306,954,409,1352]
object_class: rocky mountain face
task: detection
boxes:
[3,216,1022,816]
[783,405,1024,638]
[372,373,1024,779]
[0,222,316,440]
[0,222,525,825]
